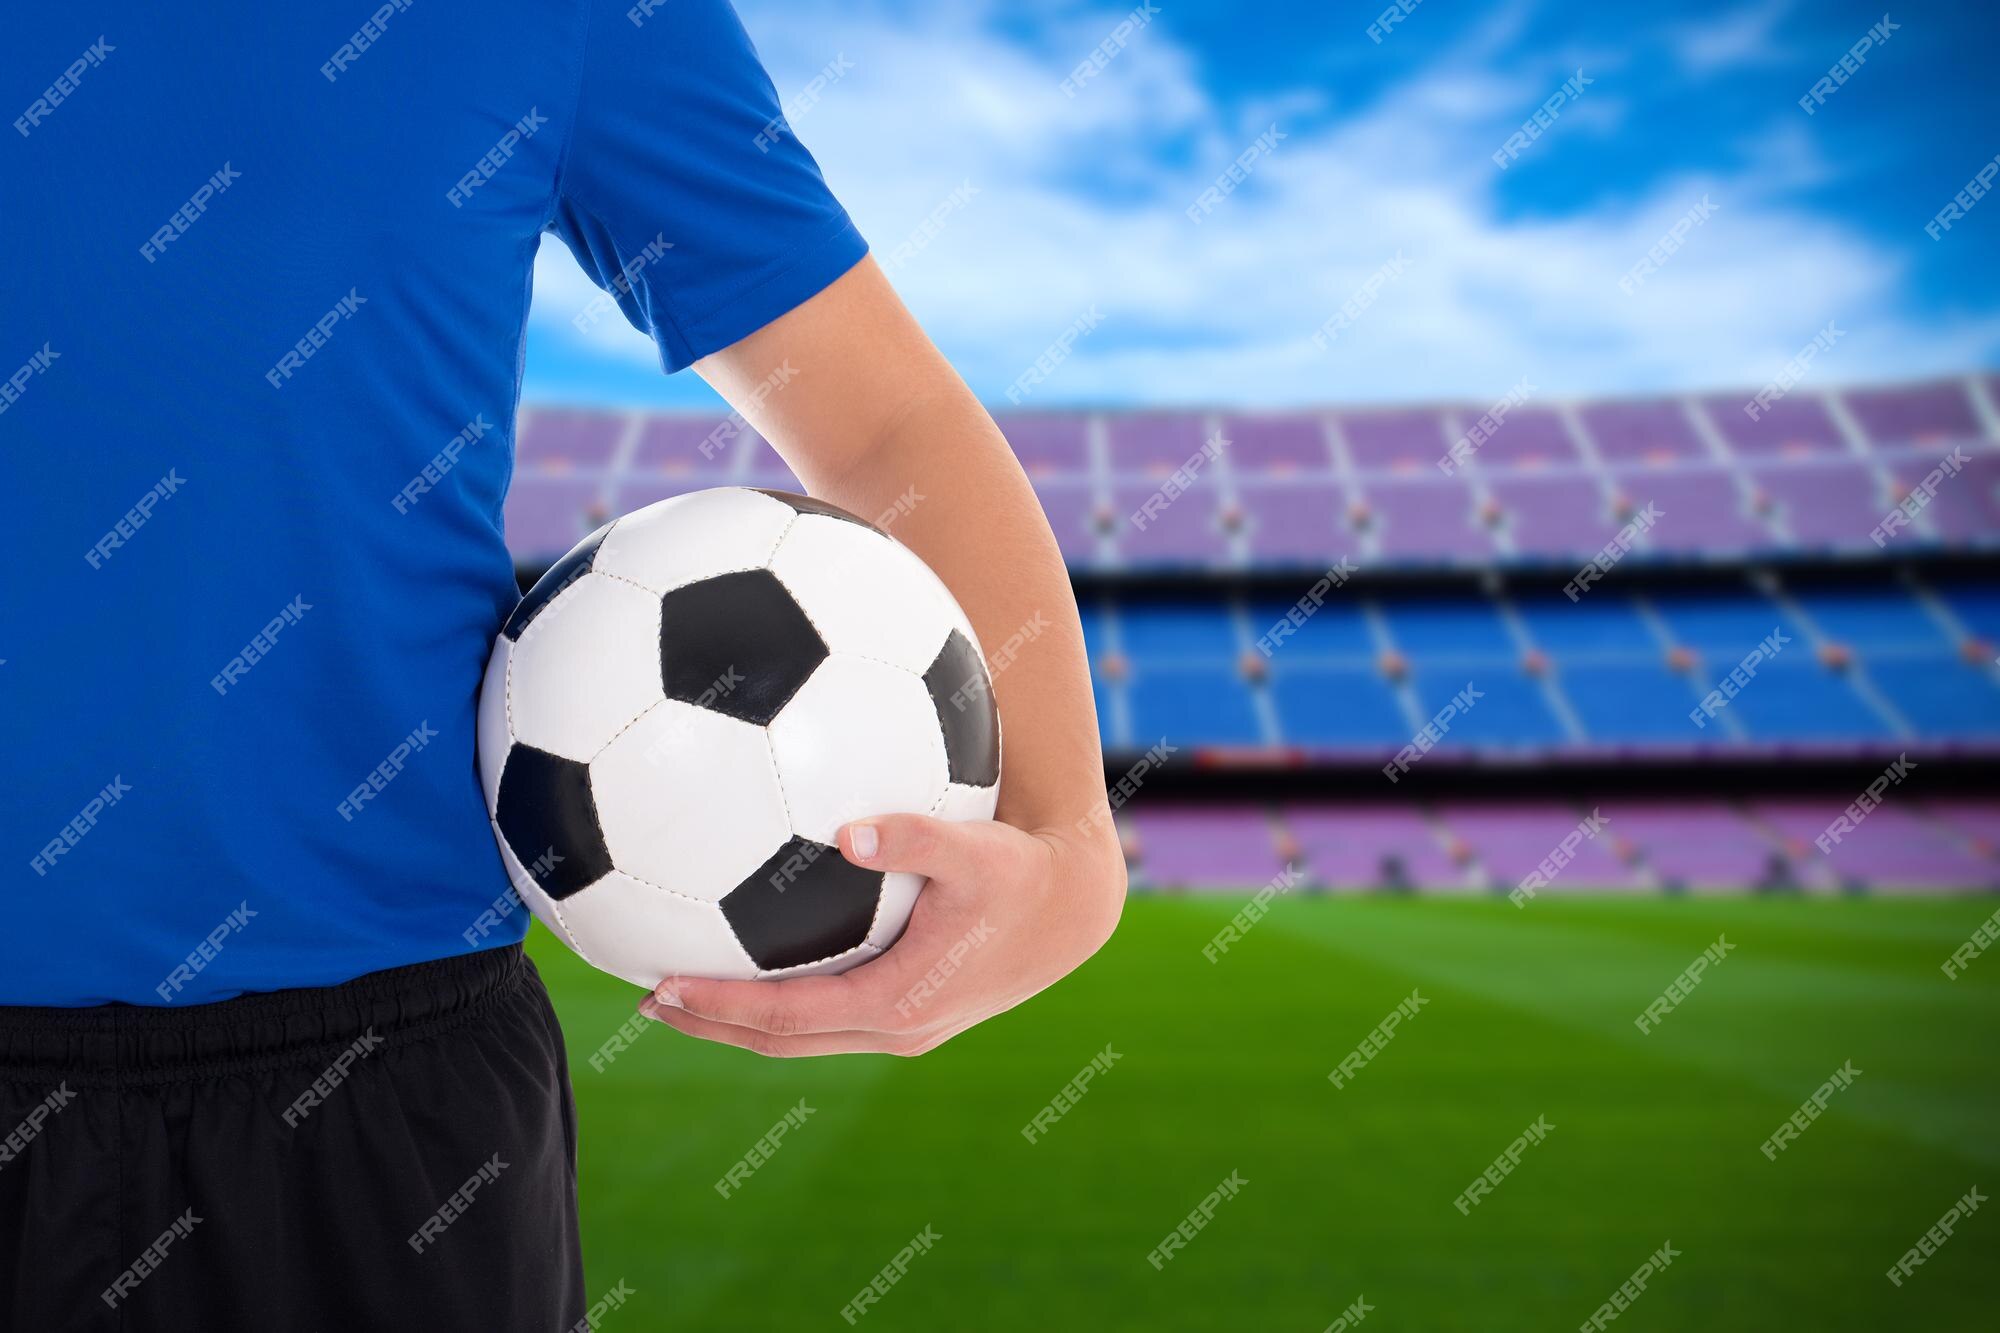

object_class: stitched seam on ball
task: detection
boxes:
[546,895,592,964]
[763,570,920,679]
[761,940,878,979]
[585,591,664,763]
[760,505,801,566]
[863,871,903,944]
[759,510,950,680]
[850,646,927,676]
[603,865,730,909]
[760,728,799,833]
[713,902,756,963]
[587,691,665,764]
[605,561,770,599]
[662,561,769,598]
[491,815,594,965]
[552,896,588,960]
[591,567,664,597]
[503,640,516,745]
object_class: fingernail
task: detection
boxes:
[653,975,684,1010]
[849,824,879,862]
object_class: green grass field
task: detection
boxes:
[534,893,1999,1331]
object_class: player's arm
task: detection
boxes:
[636,256,1128,1056]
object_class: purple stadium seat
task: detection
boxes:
[1892,449,2000,543]
[1437,804,1636,888]
[516,406,623,470]
[1134,799,2000,893]
[1033,480,1102,564]
[631,415,743,474]
[1340,408,1449,471]
[1362,476,1495,560]
[1753,460,1886,548]
[1487,475,1620,558]
[612,476,711,513]
[503,477,603,558]
[1753,801,2000,888]
[1238,479,1346,564]
[1618,467,1772,555]
[999,413,1092,477]
[1930,802,2000,852]
[1106,411,1213,476]
[742,451,804,492]
[1284,805,1469,889]
[1129,807,1284,888]
[1579,399,1706,463]
[1706,394,1846,458]
[1844,381,1981,446]
[1220,413,1332,473]
[1460,406,1580,470]
[1113,478,1229,566]
[1612,805,1779,888]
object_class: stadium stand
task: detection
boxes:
[1120,800,2000,893]
[1080,576,2000,755]
[511,375,2000,570]
[509,375,2000,895]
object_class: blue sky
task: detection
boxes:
[522,0,2000,411]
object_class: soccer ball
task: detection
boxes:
[477,488,1000,986]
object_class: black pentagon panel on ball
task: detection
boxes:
[659,569,827,725]
[493,744,614,900]
[752,488,883,533]
[924,630,1001,787]
[721,836,884,971]
[502,521,614,641]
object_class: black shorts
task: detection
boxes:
[0,945,584,1332]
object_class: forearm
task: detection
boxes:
[698,261,1116,857]
[806,385,1109,844]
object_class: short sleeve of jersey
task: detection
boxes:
[549,0,868,372]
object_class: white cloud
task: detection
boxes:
[524,0,1997,409]
[1664,0,1796,78]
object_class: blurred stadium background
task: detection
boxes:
[508,1,1999,1328]
[507,383,2000,897]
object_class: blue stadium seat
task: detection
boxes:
[1934,579,2000,642]
[1791,589,1950,649]
[1077,600,1111,650]
[1117,601,1240,662]
[1127,666,1263,745]
[1559,662,1708,741]
[1094,585,2000,750]
[1647,587,1808,654]
[1268,665,1411,745]
[1713,660,1895,741]
[1513,592,1656,653]
[1381,596,1517,656]
[1409,668,1562,748]
[1243,597,1374,658]
[1078,602,1114,719]
[1866,657,2000,737]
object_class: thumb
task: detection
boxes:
[839,813,1014,882]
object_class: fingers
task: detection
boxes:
[639,1000,914,1058]
[661,951,914,1037]
[840,813,1023,882]
[642,816,1031,1042]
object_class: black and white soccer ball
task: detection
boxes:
[477,488,1000,985]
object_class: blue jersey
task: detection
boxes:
[1,0,866,1005]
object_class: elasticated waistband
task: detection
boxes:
[0,945,529,1089]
